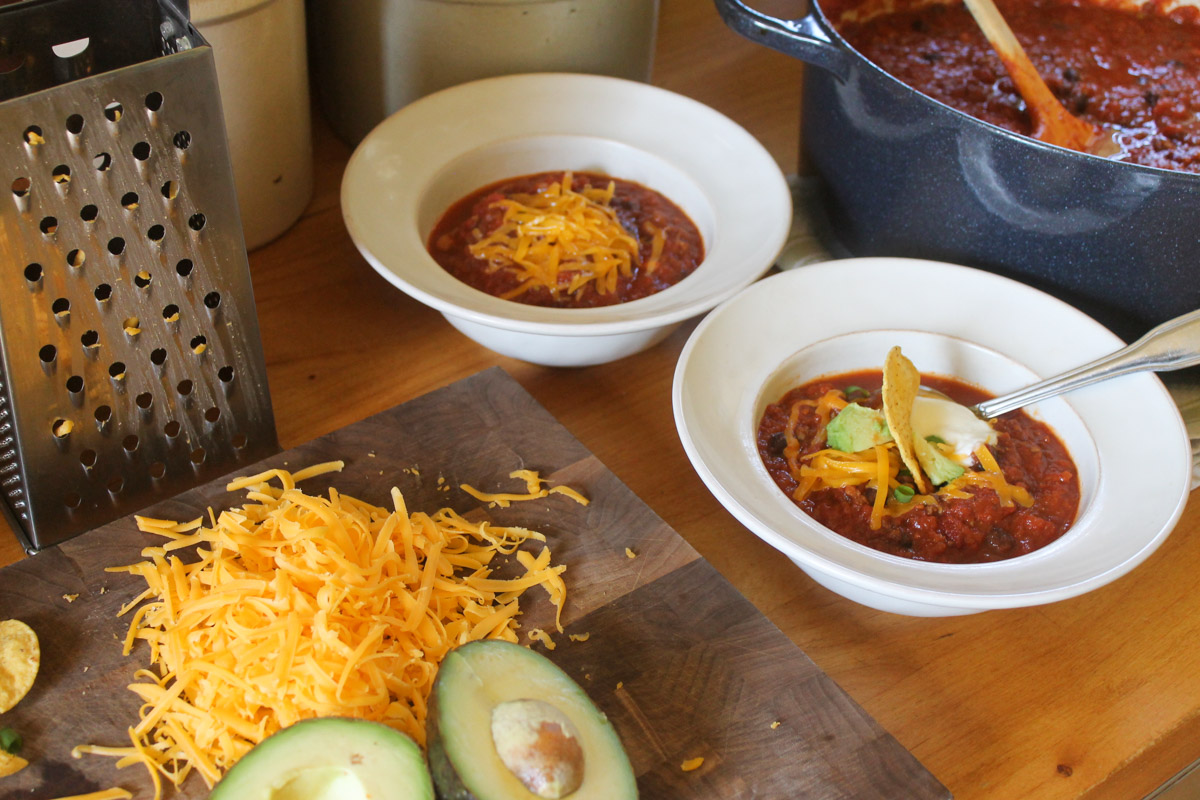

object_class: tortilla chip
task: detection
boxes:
[882,346,929,495]
[0,620,39,713]
[0,749,27,777]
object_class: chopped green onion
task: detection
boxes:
[892,485,916,503]
[925,435,947,444]
[0,727,22,754]
[843,385,867,397]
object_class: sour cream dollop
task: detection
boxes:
[910,395,997,465]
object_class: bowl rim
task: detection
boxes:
[341,73,793,337]
[673,257,1192,609]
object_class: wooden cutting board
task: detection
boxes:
[0,368,950,799]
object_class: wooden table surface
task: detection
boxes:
[3,2,1198,799]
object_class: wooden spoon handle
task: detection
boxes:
[960,0,1108,153]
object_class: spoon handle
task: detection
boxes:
[976,308,1200,418]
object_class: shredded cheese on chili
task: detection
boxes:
[794,422,1033,529]
[74,463,575,798]
[467,172,662,300]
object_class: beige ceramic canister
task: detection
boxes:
[309,0,660,146]
[191,0,314,250]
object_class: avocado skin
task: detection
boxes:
[427,688,476,800]
[427,640,638,800]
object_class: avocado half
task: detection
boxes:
[209,717,433,800]
[428,640,638,800]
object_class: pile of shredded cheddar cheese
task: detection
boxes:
[467,171,663,300]
[74,463,578,798]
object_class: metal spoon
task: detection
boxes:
[930,308,1200,419]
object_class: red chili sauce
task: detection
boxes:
[829,0,1200,172]
[427,171,704,308]
[757,370,1080,563]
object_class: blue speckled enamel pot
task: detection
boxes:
[715,0,1199,339]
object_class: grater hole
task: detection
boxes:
[123,317,140,336]
[189,447,206,466]
[68,249,86,269]
[121,191,139,210]
[107,475,124,494]
[11,176,30,197]
[203,291,221,310]
[108,361,125,379]
[132,141,151,161]
[173,130,191,150]
[218,365,234,383]
[107,237,125,255]
[150,348,167,366]
[53,297,70,317]
[149,461,166,479]
[189,335,207,354]
[122,434,139,453]
[51,418,73,438]
[147,224,165,243]
[94,284,112,302]
[175,259,193,277]
[94,404,111,423]
[52,164,71,185]
[161,180,178,200]
[144,91,163,113]
[81,329,99,349]
[204,407,220,424]
[24,263,42,282]
[188,212,206,231]
[52,37,89,59]
[65,492,82,509]
[66,113,84,135]
[39,344,56,364]
[177,379,193,396]
[164,420,181,438]
[66,375,83,393]
[80,204,98,222]
[23,125,44,146]
[79,449,97,468]
[40,216,57,235]
[104,101,123,123]
[134,270,152,288]
[135,392,153,410]
[231,433,247,449]
[93,152,112,171]
[162,303,180,322]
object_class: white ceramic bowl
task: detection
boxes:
[340,73,792,367]
[673,258,1192,616]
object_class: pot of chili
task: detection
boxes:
[714,0,1200,339]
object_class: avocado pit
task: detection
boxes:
[491,699,584,799]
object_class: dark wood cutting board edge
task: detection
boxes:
[0,367,950,800]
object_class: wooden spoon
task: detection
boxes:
[960,0,1118,155]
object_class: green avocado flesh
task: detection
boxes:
[428,640,638,800]
[208,717,433,800]
[825,403,892,453]
[914,435,965,486]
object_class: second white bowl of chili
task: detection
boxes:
[673,258,1192,616]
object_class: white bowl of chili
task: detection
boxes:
[673,258,1192,616]
[341,73,792,367]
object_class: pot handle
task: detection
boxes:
[713,0,852,81]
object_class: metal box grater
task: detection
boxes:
[0,0,279,551]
